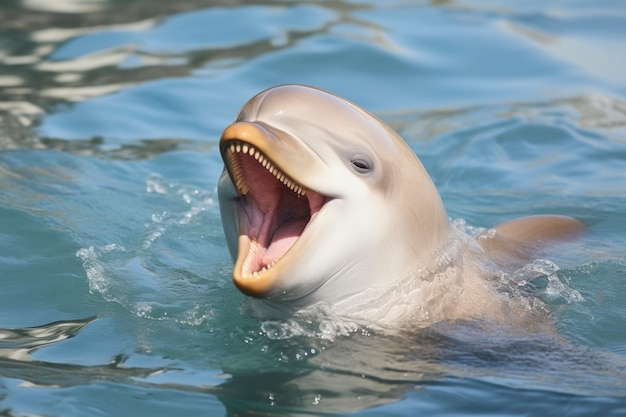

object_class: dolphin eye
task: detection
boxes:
[350,155,373,174]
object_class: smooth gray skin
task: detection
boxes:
[218,85,584,327]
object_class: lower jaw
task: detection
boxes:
[232,237,275,297]
[235,210,309,276]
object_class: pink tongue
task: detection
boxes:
[261,218,308,265]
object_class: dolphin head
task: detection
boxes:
[218,85,451,307]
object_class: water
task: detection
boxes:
[1,0,626,415]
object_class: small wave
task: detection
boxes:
[76,243,216,326]
[75,173,220,326]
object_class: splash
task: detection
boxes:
[75,173,221,326]
[451,217,585,305]
[259,304,361,342]
[502,258,584,304]
[76,242,216,326]
[76,244,126,301]
[247,228,472,339]
[451,217,488,237]
[143,173,216,248]
[247,219,585,339]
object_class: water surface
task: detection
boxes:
[1,0,625,415]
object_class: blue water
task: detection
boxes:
[1,0,626,415]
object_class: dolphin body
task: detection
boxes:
[217,84,584,327]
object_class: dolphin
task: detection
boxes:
[217,84,584,326]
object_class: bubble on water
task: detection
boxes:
[145,173,170,194]
[151,211,167,223]
[104,243,125,252]
[134,302,154,318]
[178,200,212,225]
[142,226,164,249]
[180,303,214,326]
[131,302,213,326]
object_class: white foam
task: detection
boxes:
[260,306,360,342]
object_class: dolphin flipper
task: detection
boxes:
[476,215,585,269]
[491,215,584,243]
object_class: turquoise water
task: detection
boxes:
[1,0,626,415]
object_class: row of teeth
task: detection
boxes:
[250,260,278,278]
[243,240,278,278]
[227,142,306,197]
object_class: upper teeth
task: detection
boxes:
[227,142,306,197]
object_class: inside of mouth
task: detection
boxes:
[229,144,326,276]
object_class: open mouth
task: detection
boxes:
[222,140,328,279]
